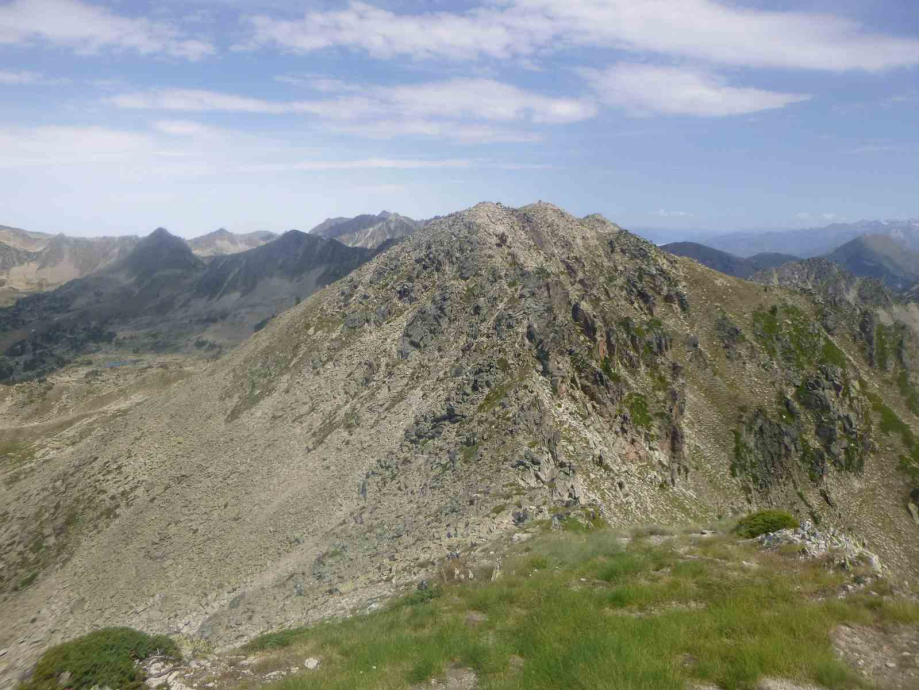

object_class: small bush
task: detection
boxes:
[735,510,799,539]
[19,627,179,690]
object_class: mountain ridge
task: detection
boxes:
[661,241,798,278]
[824,234,919,291]
[4,201,919,684]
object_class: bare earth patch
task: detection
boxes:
[832,624,919,689]
[411,666,477,690]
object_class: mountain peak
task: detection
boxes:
[123,227,200,279]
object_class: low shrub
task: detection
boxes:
[19,627,179,690]
[735,510,799,539]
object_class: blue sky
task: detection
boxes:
[1,0,918,238]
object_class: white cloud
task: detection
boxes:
[109,78,595,143]
[0,0,214,60]
[651,209,693,218]
[580,64,810,117]
[0,124,542,176]
[0,69,47,84]
[111,80,594,123]
[329,119,543,144]
[240,0,919,72]
[273,74,365,93]
[0,125,156,168]
[152,120,224,137]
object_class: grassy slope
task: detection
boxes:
[231,526,918,690]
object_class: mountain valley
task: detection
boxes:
[0,228,384,383]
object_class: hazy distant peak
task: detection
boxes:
[187,227,279,257]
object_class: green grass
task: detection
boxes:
[18,627,179,690]
[820,339,848,368]
[734,510,799,538]
[238,529,915,690]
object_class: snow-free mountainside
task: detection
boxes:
[3,203,919,688]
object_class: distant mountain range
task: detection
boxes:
[0,227,383,382]
[824,235,919,291]
[0,225,139,306]
[664,231,919,296]
[661,242,798,279]
[703,219,919,258]
[187,228,278,258]
[0,225,280,305]
[310,210,424,250]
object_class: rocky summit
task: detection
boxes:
[3,202,919,685]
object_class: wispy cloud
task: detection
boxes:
[109,78,596,143]
[796,212,840,222]
[240,0,919,72]
[273,74,364,93]
[112,80,595,123]
[847,144,900,154]
[0,123,548,176]
[0,0,214,60]
[328,120,543,144]
[0,69,68,85]
[240,158,475,173]
[152,120,225,137]
[651,209,693,218]
[581,64,810,117]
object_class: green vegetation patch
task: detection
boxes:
[875,324,892,371]
[624,393,653,431]
[898,370,919,417]
[734,510,799,539]
[866,392,916,449]
[752,304,839,371]
[18,627,179,690]
[820,339,847,368]
[240,528,914,690]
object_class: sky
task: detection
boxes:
[1,0,918,238]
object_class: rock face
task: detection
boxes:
[311,211,423,250]
[2,202,919,686]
